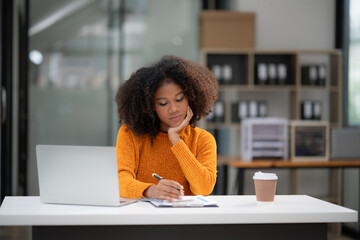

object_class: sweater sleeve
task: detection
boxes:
[116,126,154,198]
[170,131,217,195]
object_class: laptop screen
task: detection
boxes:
[36,145,122,206]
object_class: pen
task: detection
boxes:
[152,173,163,180]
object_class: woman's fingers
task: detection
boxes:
[188,106,193,118]
[185,106,193,124]
[159,180,183,195]
[155,179,184,201]
[177,107,193,130]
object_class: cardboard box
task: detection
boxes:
[200,11,255,48]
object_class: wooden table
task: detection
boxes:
[217,156,360,237]
[218,156,360,194]
[0,195,357,240]
[219,157,360,168]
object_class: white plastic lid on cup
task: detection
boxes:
[253,171,278,180]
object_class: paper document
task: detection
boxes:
[140,195,218,207]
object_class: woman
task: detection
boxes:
[115,55,218,201]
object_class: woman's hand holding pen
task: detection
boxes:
[143,173,184,201]
[168,107,193,145]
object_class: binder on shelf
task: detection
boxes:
[248,101,258,118]
[309,66,318,85]
[277,63,287,85]
[211,65,222,83]
[222,64,233,84]
[207,54,248,85]
[214,100,225,122]
[301,65,327,86]
[301,66,311,85]
[231,100,268,122]
[318,65,327,86]
[301,101,313,120]
[256,62,290,85]
[301,100,322,120]
[206,105,216,122]
[313,101,322,120]
[256,63,268,85]
[211,64,234,85]
[239,101,248,120]
[268,63,277,85]
[258,101,268,117]
[231,101,247,123]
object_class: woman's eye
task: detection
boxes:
[176,97,184,102]
[158,102,167,106]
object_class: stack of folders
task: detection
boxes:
[140,195,218,208]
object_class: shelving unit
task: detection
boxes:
[203,48,344,236]
[200,48,342,131]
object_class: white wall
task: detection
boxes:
[230,0,335,49]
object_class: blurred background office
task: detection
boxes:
[1,0,201,198]
[1,0,359,239]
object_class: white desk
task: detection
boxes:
[0,195,357,240]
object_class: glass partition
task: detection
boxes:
[28,0,200,195]
[348,0,360,125]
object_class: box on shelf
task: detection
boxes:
[241,118,288,161]
[200,11,255,48]
[290,120,329,162]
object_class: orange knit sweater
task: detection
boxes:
[116,124,217,198]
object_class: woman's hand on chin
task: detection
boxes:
[168,107,193,145]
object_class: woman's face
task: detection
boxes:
[154,80,189,132]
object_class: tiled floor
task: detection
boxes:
[0,226,357,240]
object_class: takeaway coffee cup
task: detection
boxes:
[253,171,278,205]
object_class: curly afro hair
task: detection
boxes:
[115,55,218,138]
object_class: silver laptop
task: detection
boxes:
[36,145,137,207]
[331,128,360,159]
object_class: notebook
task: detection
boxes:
[36,145,137,207]
[140,195,218,207]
